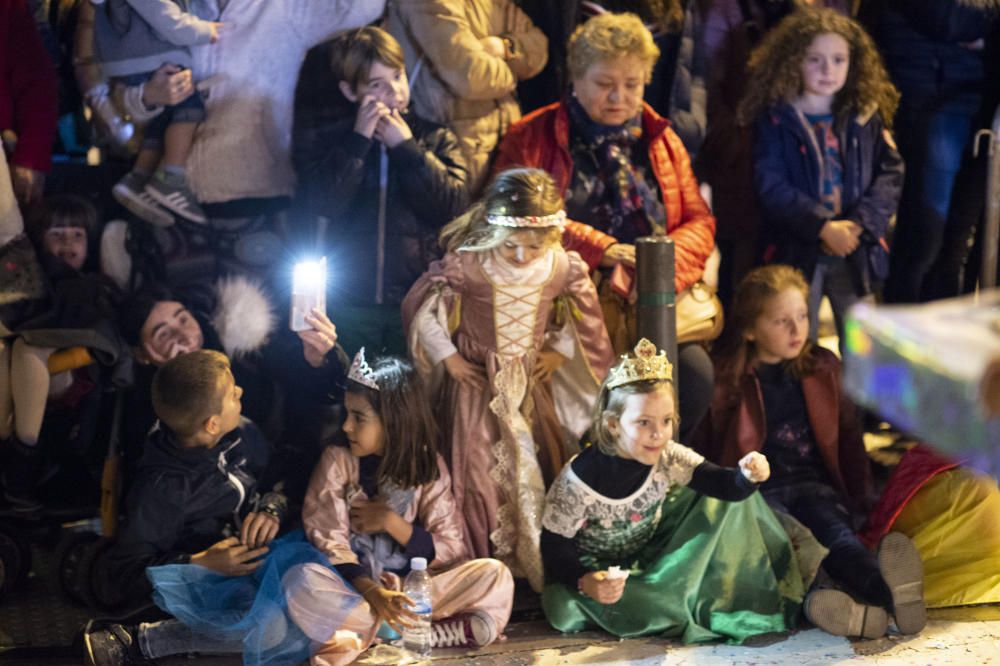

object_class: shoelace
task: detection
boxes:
[430,620,467,647]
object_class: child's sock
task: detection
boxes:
[157,165,188,188]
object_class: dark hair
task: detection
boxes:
[152,349,230,437]
[712,264,817,389]
[31,193,98,246]
[738,8,899,127]
[119,284,178,347]
[346,355,440,488]
[438,167,565,253]
[329,26,406,95]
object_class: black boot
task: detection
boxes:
[2,437,44,515]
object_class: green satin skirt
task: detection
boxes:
[542,486,805,643]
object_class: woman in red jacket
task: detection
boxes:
[493,11,716,442]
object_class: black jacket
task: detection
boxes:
[96,418,285,606]
[294,112,469,305]
[753,103,904,293]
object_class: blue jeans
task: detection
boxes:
[764,482,891,607]
[885,102,979,303]
[139,619,243,659]
[808,259,859,358]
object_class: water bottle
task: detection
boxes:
[402,557,433,659]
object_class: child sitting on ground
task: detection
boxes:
[294,26,469,355]
[92,0,223,225]
[84,349,325,665]
[1,194,125,513]
[541,338,804,643]
[289,350,514,665]
[694,264,925,638]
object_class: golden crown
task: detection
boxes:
[606,338,673,389]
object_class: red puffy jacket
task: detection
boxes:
[493,101,715,292]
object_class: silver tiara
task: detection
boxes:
[486,209,567,228]
[348,347,379,391]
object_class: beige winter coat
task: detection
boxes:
[384,0,548,194]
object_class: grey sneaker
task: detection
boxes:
[112,172,174,227]
[804,589,888,639]
[145,170,207,223]
[878,532,926,635]
[430,610,498,648]
[84,622,147,666]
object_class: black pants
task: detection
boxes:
[764,481,891,608]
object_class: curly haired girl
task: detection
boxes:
[738,8,903,353]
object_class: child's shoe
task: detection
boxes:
[1,437,44,516]
[804,589,887,638]
[430,610,498,648]
[144,170,207,223]
[84,622,148,666]
[878,532,926,634]
[112,172,175,227]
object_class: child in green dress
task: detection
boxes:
[540,338,805,643]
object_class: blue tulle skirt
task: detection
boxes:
[148,530,358,666]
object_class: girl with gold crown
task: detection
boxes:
[540,338,808,643]
[402,168,615,592]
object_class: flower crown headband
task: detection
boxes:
[605,338,674,390]
[348,347,379,391]
[486,209,567,229]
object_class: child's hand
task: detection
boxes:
[297,308,338,368]
[11,165,44,205]
[579,570,626,605]
[480,35,506,59]
[240,511,280,549]
[349,497,397,534]
[738,451,770,484]
[354,95,389,140]
[819,220,862,257]
[443,353,488,390]
[190,536,268,576]
[532,350,565,383]
[360,585,418,634]
[208,22,224,43]
[373,109,413,149]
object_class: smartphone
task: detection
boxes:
[290,257,327,331]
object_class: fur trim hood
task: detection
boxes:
[957,0,1000,11]
[211,276,276,359]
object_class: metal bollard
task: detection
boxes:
[973,102,1000,289]
[635,236,678,381]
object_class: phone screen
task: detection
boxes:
[290,258,327,331]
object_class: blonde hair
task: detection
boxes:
[589,378,678,456]
[738,8,899,127]
[567,12,660,83]
[712,265,817,390]
[439,168,564,253]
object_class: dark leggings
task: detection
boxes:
[764,482,892,608]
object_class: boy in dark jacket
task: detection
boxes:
[294,26,469,356]
[90,350,286,630]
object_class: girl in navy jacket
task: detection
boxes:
[738,8,903,350]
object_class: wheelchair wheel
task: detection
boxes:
[54,530,100,606]
[0,523,31,596]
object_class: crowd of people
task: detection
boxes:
[2,1,1000,665]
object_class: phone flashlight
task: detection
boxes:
[290,257,327,331]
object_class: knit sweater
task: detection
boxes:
[123,0,385,204]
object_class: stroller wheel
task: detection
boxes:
[54,530,100,606]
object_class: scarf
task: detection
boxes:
[565,93,655,244]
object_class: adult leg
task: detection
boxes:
[0,340,12,440]
[677,342,713,444]
[9,339,53,445]
[886,104,977,303]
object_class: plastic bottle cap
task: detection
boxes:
[410,557,428,571]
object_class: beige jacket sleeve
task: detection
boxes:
[396,0,546,102]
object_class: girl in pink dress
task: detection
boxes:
[402,168,615,591]
[291,351,514,665]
